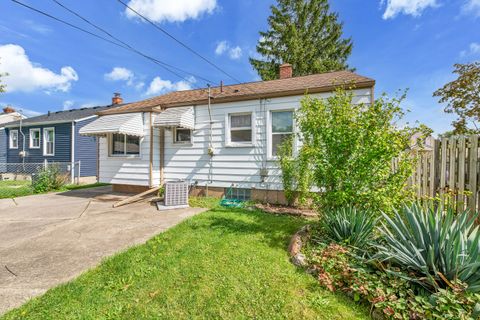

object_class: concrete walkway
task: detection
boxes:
[0,186,206,315]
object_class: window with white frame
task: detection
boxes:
[173,127,192,144]
[110,133,140,156]
[228,112,253,145]
[29,128,40,149]
[43,128,55,156]
[271,110,294,156]
[9,130,18,149]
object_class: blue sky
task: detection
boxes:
[0,0,479,134]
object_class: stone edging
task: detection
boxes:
[287,225,310,267]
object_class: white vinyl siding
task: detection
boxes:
[97,88,372,190]
[9,130,18,149]
[29,128,41,149]
[43,128,55,156]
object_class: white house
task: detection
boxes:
[80,65,375,203]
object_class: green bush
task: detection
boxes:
[305,242,480,319]
[284,88,430,213]
[321,206,378,249]
[32,165,67,193]
[376,203,480,292]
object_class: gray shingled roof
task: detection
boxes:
[4,105,119,127]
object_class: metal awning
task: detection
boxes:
[79,113,145,137]
[154,107,194,129]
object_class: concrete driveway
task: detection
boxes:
[0,186,205,315]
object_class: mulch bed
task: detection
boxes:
[254,203,318,218]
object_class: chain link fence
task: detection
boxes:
[0,161,80,199]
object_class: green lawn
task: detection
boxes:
[0,180,109,199]
[2,199,369,320]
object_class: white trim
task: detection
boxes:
[107,133,141,158]
[172,127,193,145]
[43,127,55,156]
[9,129,19,149]
[29,128,41,149]
[74,115,97,123]
[225,111,255,147]
[267,109,295,160]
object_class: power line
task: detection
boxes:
[10,0,208,89]
[116,0,243,84]
[50,0,216,85]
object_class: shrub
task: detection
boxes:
[290,88,429,213]
[32,165,67,193]
[376,203,480,292]
[305,242,480,319]
[321,206,377,249]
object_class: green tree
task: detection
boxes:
[280,89,427,213]
[434,62,480,134]
[250,0,353,81]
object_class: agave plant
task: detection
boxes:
[376,203,480,292]
[322,206,378,249]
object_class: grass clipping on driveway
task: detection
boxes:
[2,202,369,319]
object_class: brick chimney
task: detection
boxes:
[2,106,15,114]
[279,63,293,79]
[112,92,123,105]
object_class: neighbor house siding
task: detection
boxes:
[162,88,372,190]
[0,128,7,172]
[98,113,160,186]
[75,117,99,177]
[6,123,72,163]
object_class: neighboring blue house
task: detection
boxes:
[4,105,114,178]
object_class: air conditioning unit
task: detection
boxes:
[157,181,189,210]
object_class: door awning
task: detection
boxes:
[79,113,145,137]
[154,107,194,129]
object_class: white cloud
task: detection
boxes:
[63,100,74,111]
[125,0,217,23]
[462,0,480,17]
[215,41,228,55]
[0,44,78,93]
[104,67,134,84]
[381,0,438,19]
[215,41,243,60]
[228,46,242,60]
[145,76,194,96]
[460,42,480,57]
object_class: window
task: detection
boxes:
[228,113,252,145]
[225,187,251,201]
[43,128,55,156]
[110,133,140,156]
[29,128,40,149]
[9,130,18,149]
[271,110,294,157]
[173,127,192,144]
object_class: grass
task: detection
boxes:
[0,180,109,199]
[2,198,369,320]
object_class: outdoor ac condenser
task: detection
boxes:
[164,181,189,207]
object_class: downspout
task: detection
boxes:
[19,116,26,168]
[149,112,153,187]
[207,85,214,191]
[159,108,165,186]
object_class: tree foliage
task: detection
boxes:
[280,88,426,212]
[434,62,480,134]
[250,0,353,81]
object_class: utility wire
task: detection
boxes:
[10,0,207,88]
[51,0,216,85]
[116,0,243,84]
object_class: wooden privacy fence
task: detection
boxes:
[409,135,480,212]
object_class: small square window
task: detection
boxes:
[174,128,192,144]
[228,113,253,145]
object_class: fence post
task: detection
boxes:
[44,159,47,170]
[458,136,466,211]
[429,140,440,198]
[469,135,478,213]
[77,161,81,185]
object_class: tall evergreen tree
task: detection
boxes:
[250,0,353,80]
